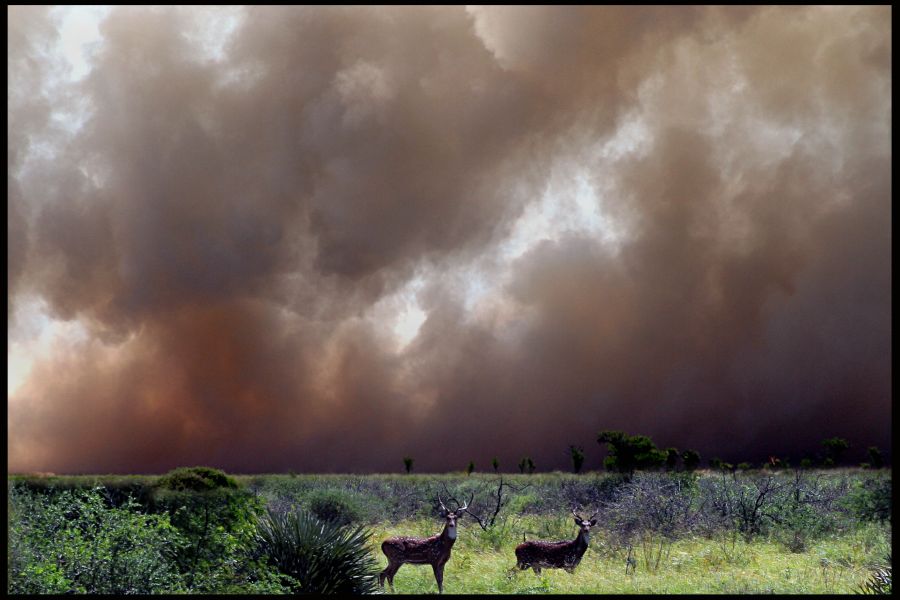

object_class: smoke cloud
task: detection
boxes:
[8,6,891,473]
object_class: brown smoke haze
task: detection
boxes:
[8,6,891,473]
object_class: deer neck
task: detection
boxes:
[575,529,590,549]
[440,522,458,545]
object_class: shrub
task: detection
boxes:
[305,489,364,527]
[257,507,380,594]
[841,476,892,523]
[8,486,184,594]
[664,448,679,471]
[681,449,701,472]
[155,466,238,492]
[569,446,586,474]
[151,468,283,593]
[598,431,666,478]
[867,447,884,469]
[821,437,850,466]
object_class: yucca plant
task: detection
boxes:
[858,554,891,595]
[257,506,381,594]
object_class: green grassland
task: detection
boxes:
[369,518,886,594]
[7,469,891,594]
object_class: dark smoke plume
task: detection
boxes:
[8,6,891,473]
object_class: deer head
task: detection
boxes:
[571,508,598,541]
[438,493,471,540]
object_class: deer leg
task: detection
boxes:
[381,561,399,589]
[532,565,542,575]
[432,563,445,593]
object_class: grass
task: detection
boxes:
[368,518,888,594]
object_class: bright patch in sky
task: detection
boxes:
[8,298,90,397]
[393,303,427,348]
[52,5,109,81]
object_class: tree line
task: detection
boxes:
[400,433,886,475]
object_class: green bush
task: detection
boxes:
[257,506,381,594]
[8,486,185,594]
[151,467,285,593]
[841,476,892,523]
[305,489,364,527]
[598,431,666,478]
[155,466,238,492]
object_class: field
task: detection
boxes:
[7,469,892,594]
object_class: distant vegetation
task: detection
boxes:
[7,434,891,594]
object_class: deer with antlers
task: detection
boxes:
[514,508,598,575]
[379,493,472,593]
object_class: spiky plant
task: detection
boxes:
[257,506,381,595]
[858,554,891,595]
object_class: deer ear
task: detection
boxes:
[573,516,582,525]
[455,510,464,519]
[590,519,597,526]
[439,509,448,517]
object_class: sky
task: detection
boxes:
[7,6,891,474]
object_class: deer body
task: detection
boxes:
[379,498,468,593]
[515,511,597,575]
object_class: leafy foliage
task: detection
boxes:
[867,447,884,469]
[403,457,414,474]
[518,457,536,474]
[569,445,586,474]
[821,437,850,466]
[8,486,184,594]
[306,489,364,526]
[664,447,679,471]
[151,467,286,593]
[598,431,666,478]
[841,475,892,523]
[156,466,238,492]
[681,449,701,472]
[257,506,381,594]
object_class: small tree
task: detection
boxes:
[403,457,414,474]
[709,456,732,471]
[681,449,701,472]
[597,431,666,479]
[466,461,475,476]
[867,446,884,469]
[664,447,680,471]
[821,437,850,467]
[491,457,500,473]
[568,445,585,474]
[518,457,535,474]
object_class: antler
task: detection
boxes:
[437,495,449,513]
[572,506,584,521]
[440,483,474,513]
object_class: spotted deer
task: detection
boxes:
[514,508,598,574]
[379,494,472,593]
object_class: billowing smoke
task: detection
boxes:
[8,6,891,473]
